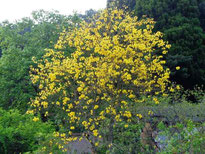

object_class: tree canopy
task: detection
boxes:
[0,10,76,112]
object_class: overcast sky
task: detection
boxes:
[0,0,107,22]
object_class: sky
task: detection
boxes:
[0,0,107,22]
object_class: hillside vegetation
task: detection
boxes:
[0,1,204,153]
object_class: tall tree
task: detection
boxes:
[29,9,170,152]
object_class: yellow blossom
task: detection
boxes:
[93,130,98,136]
[70,126,75,130]
[176,85,180,90]
[94,105,99,110]
[136,114,143,119]
[95,142,99,146]
[176,66,180,70]
[33,117,39,122]
[148,110,154,115]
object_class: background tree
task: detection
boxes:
[107,0,136,11]
[0,10,77,112]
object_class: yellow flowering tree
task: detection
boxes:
[29,8,170,151]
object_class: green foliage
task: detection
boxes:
[0,2,203,152]
[96,120,143,154]
[111,122,143,153]
[0,108,54,154]
[97,100,205,153]
[134,96,205,126]
[0,10,77,112]
[107,0,136,11]
[157,120,205,153]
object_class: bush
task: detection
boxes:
[157,120,205,153]
[0,108,54,154]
